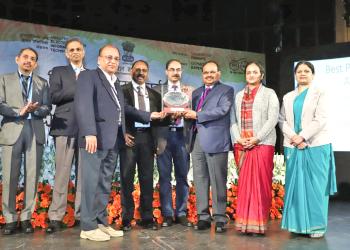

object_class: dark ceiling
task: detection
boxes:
[0,0,337,53]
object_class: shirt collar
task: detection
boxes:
[71,63,84,72]
[99,67,117,84]
[18,70,33,78]
[132,80,146,92]
[168,80,181,91]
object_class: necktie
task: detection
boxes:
[137,86,146,111]
[172,85,178,92]
[196,87,211,111]
[21,75,30,97]
[74,68,81,79]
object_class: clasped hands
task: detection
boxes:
[290,135,307,149]
[19,101,40,116]
[237,137,260,150]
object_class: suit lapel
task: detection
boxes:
[126,82,135,106]
[9,73,25,106]
[67,64,76,80]
[31,74,40,102]
[97,68,119,107]
[201,82,220,108]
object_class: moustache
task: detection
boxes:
[136,74,145,78]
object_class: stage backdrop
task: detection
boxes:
[0,18,265,184]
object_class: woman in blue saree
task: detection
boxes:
[279,61,337,238]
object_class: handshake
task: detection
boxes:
[150,110,197,120]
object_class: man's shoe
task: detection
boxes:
[121,220,132,231]
[2,222,17,235]
[175,216,192,227]
[74,219,80,227]
[215,222,226,233]
[194,220,211,230]
[98,224,123,237]
[138,219,158,230]
[80,228,110,241]
[161,216,173,227]
[46,220,62,234]
[20,220,34,234]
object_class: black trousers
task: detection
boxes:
[120,129,154,222]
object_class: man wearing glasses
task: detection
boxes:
[0,47,51,235]
[184,61,234,233]
[74,45,152,241]
[47,38,86,233]
[153,59,193,228]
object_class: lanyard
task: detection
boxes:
[18,73,33,101]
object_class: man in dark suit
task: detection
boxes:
[47,38,85,233]
[184,61,234,233]
[0,48,51,235]
[153,59,192,227]
[74,45,152,241]
[120,60,164,231]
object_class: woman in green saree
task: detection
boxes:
[279,61,337,238]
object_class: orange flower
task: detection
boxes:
[67,193,75,203]
[0,215,5,224]
[40,197,50,208]
[16,191,24,202]
[277,188,285,198]
[153,208,161,218]
[134,209,141,220]
[107,215,114,224]
[157,217,163,224]
[68,181,74,189]
[43,183,52,194]
[227,190,233,197]
[63,214,75,227]
[37,182,43,192]
[152,200,160,208]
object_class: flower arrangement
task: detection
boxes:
[0,154,286,227]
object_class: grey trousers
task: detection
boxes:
[48,136,81,221]
[80,142,119,231]
[192,135,228,223]
[1,120,43,223]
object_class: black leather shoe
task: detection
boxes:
[46,220,62,234]
[121,220,132,231]
[21,220,34,234]
[175,216,192,227]
[194,220,211,230]
[74,219,80,227]
[3,222,17,235]
[138,219,158,230]
[161,216,173,227]
[215,222,226,233]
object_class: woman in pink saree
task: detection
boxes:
[230,62,279,235]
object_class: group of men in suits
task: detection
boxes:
[0,40,234,240]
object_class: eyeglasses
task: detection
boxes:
[203,71,217,75]
[21,54,37,62]
[102,55,120,62]
[67,48,83,53]
[167,68,182,73]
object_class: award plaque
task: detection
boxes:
[161,84,193,112]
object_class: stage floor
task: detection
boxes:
[1,201,349,250]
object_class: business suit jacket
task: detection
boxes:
[279,85,330,148]
[122,82,162,152]
[152,82,193,155]
[0,72,51,145]
[74,68,150,150]
[188,81,234,153]
[230,85,279,146]
[49,65,84,136]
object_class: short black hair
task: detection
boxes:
[165,59,181,70]
[294,61,315,74]
[65,37,84,49]
[17,47,39,62]
[131,60,149,69]
[202,60,220,72]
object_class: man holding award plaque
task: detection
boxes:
[153,59,193,228]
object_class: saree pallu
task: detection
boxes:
[234,143,275,233]
[281,144,337,234]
